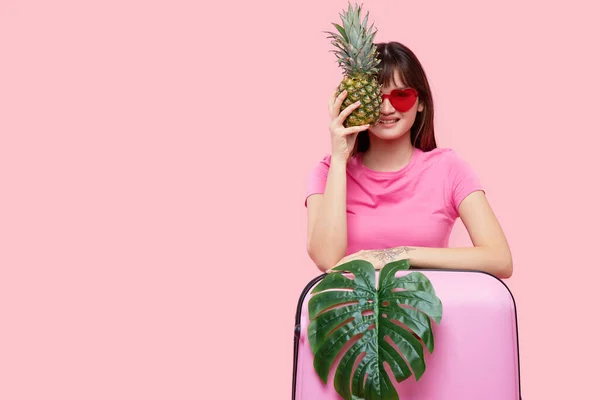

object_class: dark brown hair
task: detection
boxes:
[351,41,437,156]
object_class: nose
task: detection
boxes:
[381,96,395,114]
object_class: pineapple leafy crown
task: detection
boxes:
[325,2,380,77]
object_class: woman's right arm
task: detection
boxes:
[306,90,370,272]
[306,157,349,272]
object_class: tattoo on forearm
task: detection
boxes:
[371,246,416,262]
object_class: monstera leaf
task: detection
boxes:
[307,259,443,400]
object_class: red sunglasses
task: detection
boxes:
[381,88,418,112]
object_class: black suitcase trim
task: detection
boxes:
[291,268,522,400]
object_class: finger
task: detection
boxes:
[328,261,350,274]
[340,124,370,136]
[332,90,348,116]
[326,262,343,274]
[328,90,337,116]
[338,100,362,121]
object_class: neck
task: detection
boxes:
[362,132,415,172]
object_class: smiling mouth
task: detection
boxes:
[378,118,400,124]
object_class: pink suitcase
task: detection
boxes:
[292,262,522,400]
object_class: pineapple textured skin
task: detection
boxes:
[337,75,381,127]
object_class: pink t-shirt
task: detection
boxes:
[305,148,484,255]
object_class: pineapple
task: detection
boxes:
[326,3,381,127]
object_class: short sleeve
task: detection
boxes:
[445,151,484,218]
[304,155,331,206]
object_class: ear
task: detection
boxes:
[417,101,424,112]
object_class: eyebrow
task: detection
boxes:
[392,79,407,89]
[384,78,407,90]
[383,85,407,91]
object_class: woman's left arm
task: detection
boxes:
[335,191,513,279]
[406,191,513,279]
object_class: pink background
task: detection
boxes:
[1,0,598,398]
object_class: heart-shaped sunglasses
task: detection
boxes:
[381,88,418,112]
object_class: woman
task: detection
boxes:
[305,42,513,279]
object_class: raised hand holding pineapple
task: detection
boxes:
[328,90,369,163]
[325,2,382,163]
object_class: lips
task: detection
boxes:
[377,118,400,125]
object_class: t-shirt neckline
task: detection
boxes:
[357,148,422,177]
